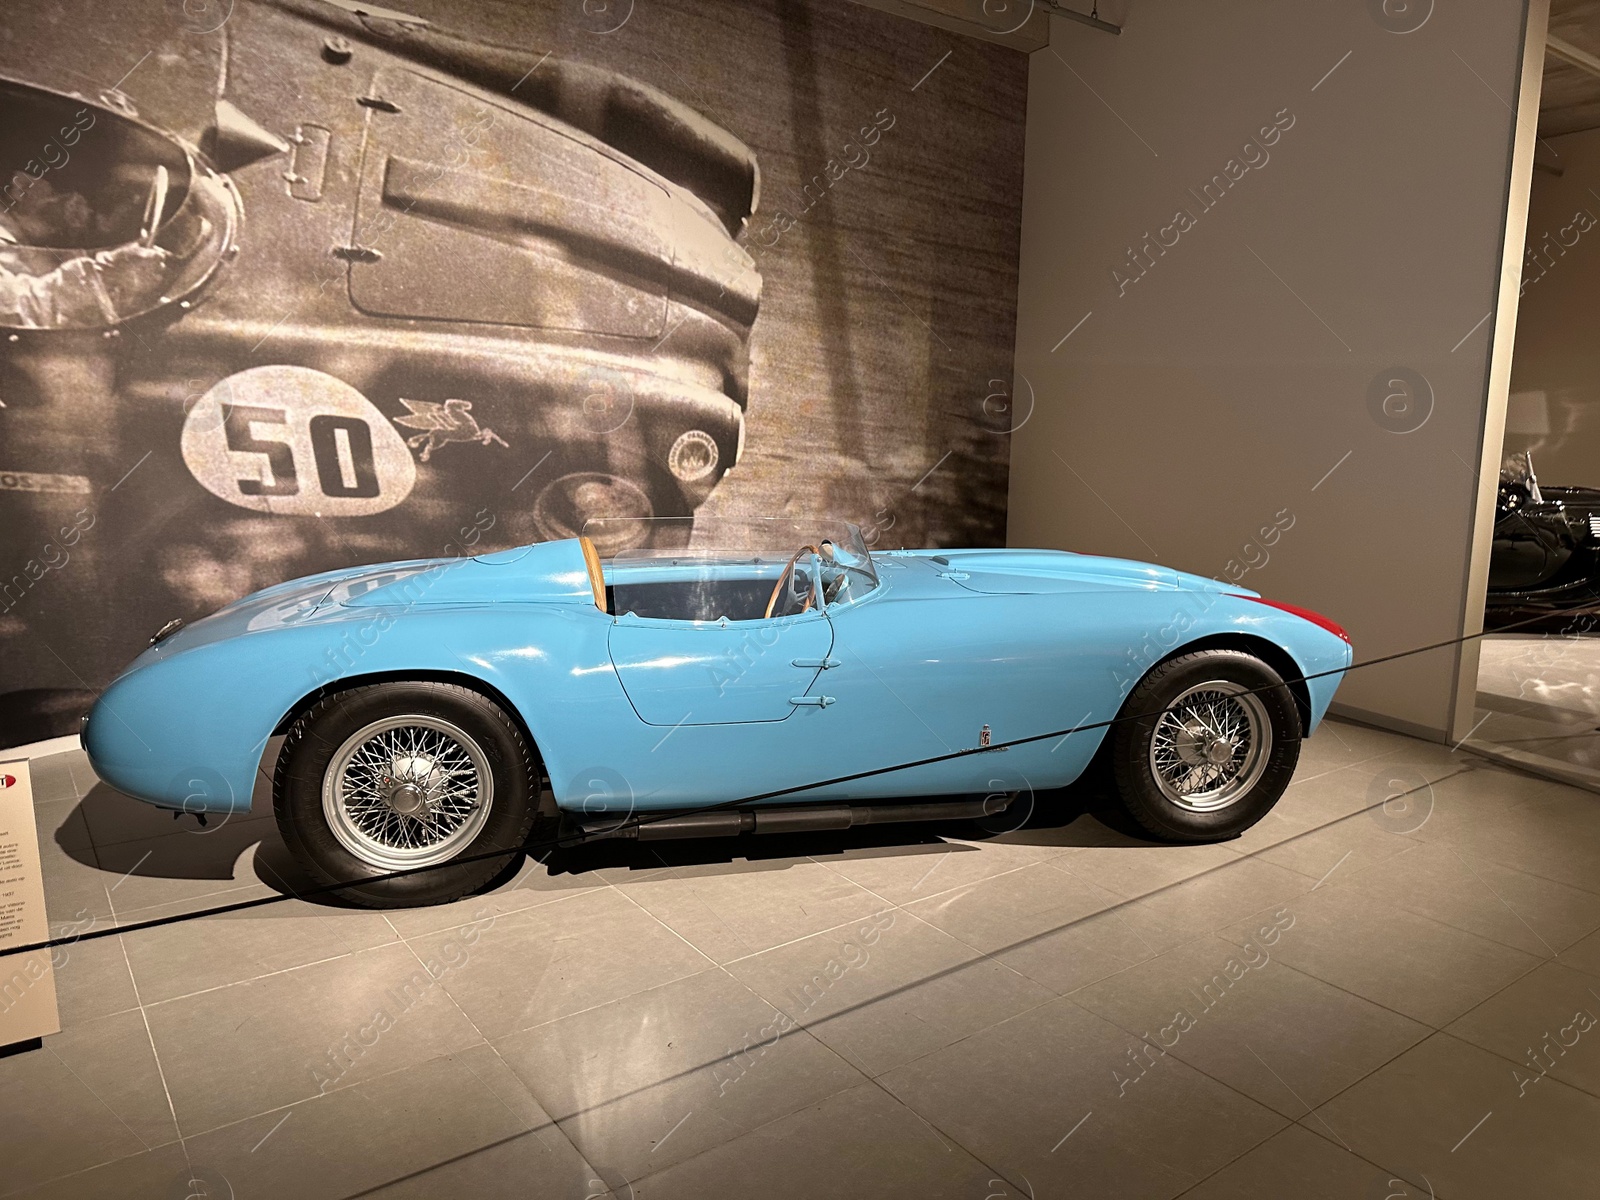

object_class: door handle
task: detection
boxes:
[790,695,836,707]
[791,658,841,669]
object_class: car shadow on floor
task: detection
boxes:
[51,764,1163,913]
[51,748,364,913]
[541,773,1154,877]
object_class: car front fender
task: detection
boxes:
[83,601,622,814]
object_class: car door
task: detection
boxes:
[1491,507,1571,590]
[608,604,835,726]
[600,591,840,808]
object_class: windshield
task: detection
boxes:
[588,517,878,621]
[0,81,238,330]
[1500,449,1543,504]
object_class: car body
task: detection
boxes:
[1487,454,1600,632]
[85,521,1353,831]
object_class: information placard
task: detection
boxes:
[0,761,59,1052]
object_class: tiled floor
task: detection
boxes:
[6,717,1600,1198]
[1468,634,1600,792]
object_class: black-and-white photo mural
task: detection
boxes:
[0,0,1027,744]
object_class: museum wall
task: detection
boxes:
[0,0,1027,747]
[1505,126,1600,487]
[1007,0,1532,740]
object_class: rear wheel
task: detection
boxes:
[274,682,538,907]
[1110,650,1301,842]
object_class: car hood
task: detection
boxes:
[139,541,594,659]
[880,549,1249,597]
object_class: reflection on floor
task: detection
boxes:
[6,718,1600,1198]
[1470,634,1600,793]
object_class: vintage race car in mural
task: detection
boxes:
[83,519,1353,907]
[1487,453,1600,632]
[0,0,759,719]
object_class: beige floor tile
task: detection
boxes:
[405,887,711,1039]
[35,801,118,930]
[1266,754,1470,833]
[811,835,1058,906]
[49,930,138,1025]
[1447,961,1600,1099]
[94,826,279,918]
[1050,839,1242,901]
[878,997,1286,1199]
[1556,925,1600,979]
[1178,1123,1421,1199]
[1315,1032,1600,1200]
[180,1050,598,1200]
[1294,718,1414,777]
[1402,769,1600,892]
[1110,856,1313,954]
[1331,841,1600,957]
[381,856,603,940]
[1222,805,1318,855]
[2,1143,191,1200]
[120,896,398,1005]
[44,1006,180,1150]
[991,902,1166,995]
[0,1017,167,1192]
[494,968,864,1180]
[903,860,1122,953]
[1073,936,1430,1116]
[612,857,889,963]
[27,751,88,806]
[142,941,485,1134]
[1250,813,1423,883]
[631,1082,1031,1199]
[724,908,1055,1075]
[1217,886,1542,1027]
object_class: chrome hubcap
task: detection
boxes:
[322,716,493,870]
[1149,682,1271,812]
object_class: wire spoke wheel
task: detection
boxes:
[321,714,494,870]
[1148,681,1272,812]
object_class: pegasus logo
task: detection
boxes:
[393,398,509,462]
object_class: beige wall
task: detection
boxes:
[1007,0,1535,739]
[1507,126,1600,486]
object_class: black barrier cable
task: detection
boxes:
[4,601,1598,960]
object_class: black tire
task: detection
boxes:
[273,681,538,908]
[1110,650,1302,843]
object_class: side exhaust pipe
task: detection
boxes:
[583,794,1016,841]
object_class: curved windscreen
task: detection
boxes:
[0,81,236,329]
[590,517,878,621]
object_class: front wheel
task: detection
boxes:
[1110,650,1302,842]
[273,682,538,907]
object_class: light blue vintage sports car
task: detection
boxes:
[84,518,1352,906]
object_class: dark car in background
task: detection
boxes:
[1487,452,1600,632]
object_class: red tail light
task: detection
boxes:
[1231,595,1351,644]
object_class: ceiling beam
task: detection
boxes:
[845,0,1050,52]
[1547,33,1600,80]
[1039,0,1121,35]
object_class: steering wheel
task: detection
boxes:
[139,164,170,249]
[764,544,821,619]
